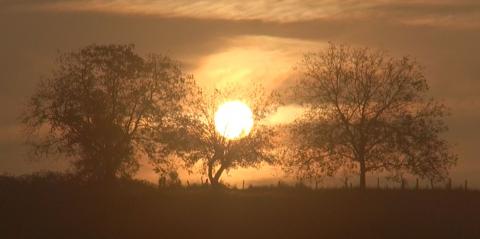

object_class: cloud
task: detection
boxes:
[3,0,480,29]
[1,2,480,186]
[1,0,372,21]
[192,36,323,90]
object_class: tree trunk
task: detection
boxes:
[209,176,219,186]
[207,161,216,186]
[213,165,226,184]
[207,150,228,187]
[105,154,118,183]
[207,163,226,187]
[359,159,366,190]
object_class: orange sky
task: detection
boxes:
[1,0,480,187]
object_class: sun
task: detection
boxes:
[215,101,254,140]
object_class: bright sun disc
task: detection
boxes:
[215,101,254,140]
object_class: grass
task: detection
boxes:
[1,173,479,239]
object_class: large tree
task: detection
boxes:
[288,43,457,189]
[162,84,278,187]
[22,44,193,182]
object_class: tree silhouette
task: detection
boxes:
[287,43,457,189]
[163,84,279,187]
[22,44,194,182]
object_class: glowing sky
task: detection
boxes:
[1,0,480,187]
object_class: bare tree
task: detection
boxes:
[22,44,194,182]
[288,43,457,189]
[162,83,279,187]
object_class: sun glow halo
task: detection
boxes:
[215,101,254,140]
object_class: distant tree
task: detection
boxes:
[161,84,279,187]
[158,170,182,188]
[287,43,457,189]
[22,44,194,182]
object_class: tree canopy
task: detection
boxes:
[162,84,279,186]
[22,44,194,181]
[286,43,457,189]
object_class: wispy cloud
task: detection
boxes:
[1,0,480,183]
[4,0,371,21]
[3,0,480,29]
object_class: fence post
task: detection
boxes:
[447,178,452,190]
[377,177,380,189]
[464,180,468,191]
[401,178,405,190]
[430,179,434,190]
[242,180,245,190]
[315,181,318,190]
[415,178,419,190]
[344,178,348,189]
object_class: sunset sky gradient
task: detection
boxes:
[1,0,479,187]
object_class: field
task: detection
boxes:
[1,175,479,239]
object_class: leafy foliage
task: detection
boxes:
[22,44,194,181]
[286,43,457,188]
[161,83,279,186]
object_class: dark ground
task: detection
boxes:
[1,174,479,239]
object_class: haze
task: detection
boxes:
[1,0,479,187]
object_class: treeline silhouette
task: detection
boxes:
[1,172,479,239]
[3,43,469,238]
[19,43,457,189]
